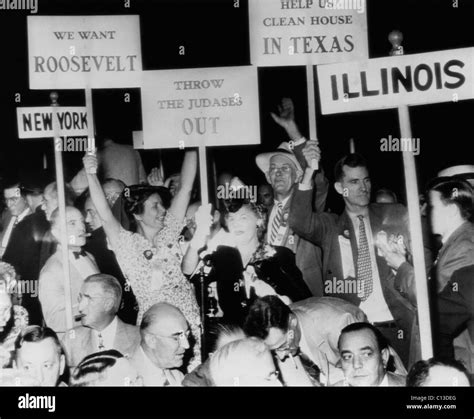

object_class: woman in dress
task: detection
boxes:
[0,261,29,368]
[83,151,201,368]
[191,199,311,325]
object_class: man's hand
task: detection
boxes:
[83,154,99,175]
[375,231,407,271]
[270,98,301,140]
[147,167,164,186]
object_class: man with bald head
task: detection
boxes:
[129,302,191,386]
[39,206,99,336]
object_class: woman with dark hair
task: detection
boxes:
[0,262,29,367]
[191,199,311,325]
[71,349,143,386]
[83,151,201,368]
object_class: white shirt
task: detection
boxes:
[1,207,31,248]
[93,317,118,351]
[137,347,183,386]
[267,196,291,246]
[348,213,393,323]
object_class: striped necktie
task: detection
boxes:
[269,203,284,245]
[356,215,373,301]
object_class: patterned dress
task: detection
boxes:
[112,212,201,369]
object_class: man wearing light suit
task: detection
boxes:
[39,206,99,336]
[63,274,140,370]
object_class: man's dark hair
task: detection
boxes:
[243,296,292,340]
[334,153,369,183]
[14,326,63,358]
[2,180,26,199]
[337,322,388,352]
[406,357,469,387]
[427,178,473,221]
[71,349,124,386]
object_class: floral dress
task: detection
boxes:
[112,212,201,369]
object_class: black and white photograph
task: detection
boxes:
[0,0,473,416]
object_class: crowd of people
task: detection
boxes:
[0,99,472,387]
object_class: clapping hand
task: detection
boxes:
[375,231,407,271]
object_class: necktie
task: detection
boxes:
[97,333,105,350]
[356,215,373,301]
[73,249,87,259]
[269,203,283,245]
[298,351,321,384]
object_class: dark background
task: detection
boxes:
[0,0,472,212]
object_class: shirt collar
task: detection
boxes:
[274,195,290,207]
[16,207,32,223]
[94,316,118,342]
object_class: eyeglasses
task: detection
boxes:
[150,330,190,346]
[77,293,108,303]
[269,166,292,175]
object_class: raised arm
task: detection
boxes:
[83,154,121,248]
[168,150,197,222]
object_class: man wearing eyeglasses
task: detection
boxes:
[1,181,31,258]
[129,302,191,386]
[62,274,140,370]
[255,98,328,297]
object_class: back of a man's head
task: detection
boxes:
[427,177,474,221]
[407,358,470,387]
[243,296,292,339]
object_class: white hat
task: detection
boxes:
[255,142,303,176]
[437,165,474,186]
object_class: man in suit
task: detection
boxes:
[83,195,138,325]
[0,180,31,258]
[62,274,140,370]
[2,177,49,325]
[334,322,406,386]
[14,326,67,387]
[39,206,99,336]
[255,98,328,296]
[244,295,367,385]
[129,303,191,386]
[289,146,420,368]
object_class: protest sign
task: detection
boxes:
[317,47,474,114]
[27,15,142,89]
[249,0,368,67]
[141,66,260,149]
[17,106,88,138]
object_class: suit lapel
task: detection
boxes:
[338,211,358,267]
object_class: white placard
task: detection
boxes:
[141,66,260,149]
[249,0,368,67]
[27,15,142,89]
[132,130,144,149]
[317,47,474,114]
[17,107,88,138]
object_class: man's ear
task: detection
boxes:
[59,354,66,376]
[334,182,344,196]
[104,297,115,313]
[381,347,390,369]
[51,225,60,242]
[143,333,155,348]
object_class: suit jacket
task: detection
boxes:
[129,346,184,386]
[333,371,406,387]
[289,188,419,364]
[436,264,474,358]
[290,296,367,385]
[434,221,474,292]
[62,317,141,369]
[2,207,50,325]
[38,249,99,334]
[84,227,138,325]
[267,172,328,297]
